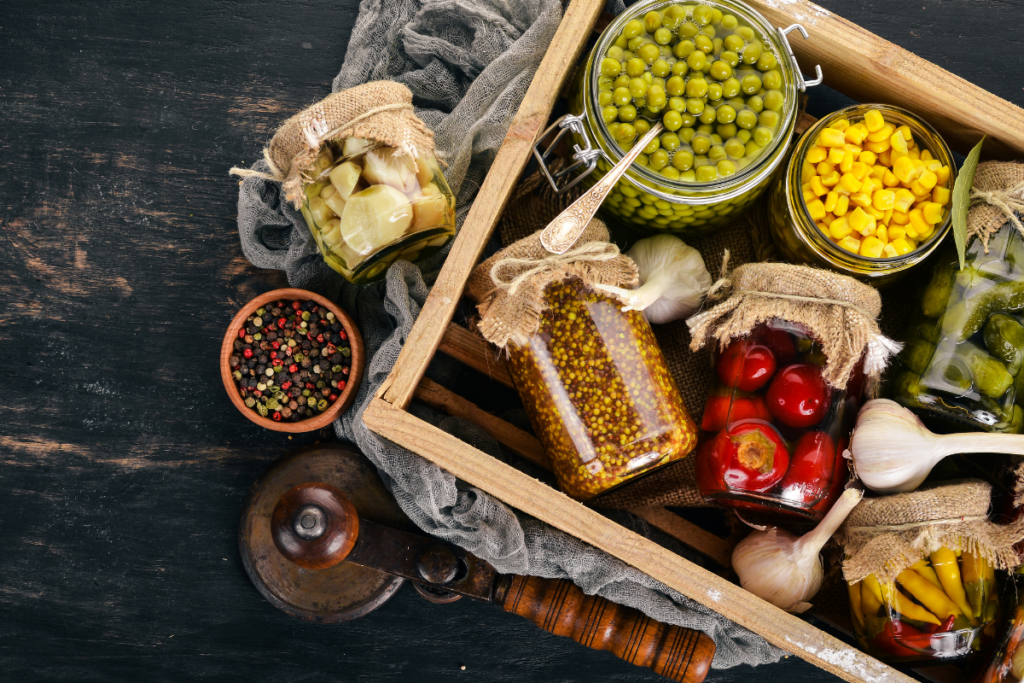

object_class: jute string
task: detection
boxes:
[966,161,1024,252]
[489,242,621,296]
[972,180,1024,237]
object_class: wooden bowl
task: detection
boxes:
[221,288,364,433]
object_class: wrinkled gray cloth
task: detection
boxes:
[235,0,783,669]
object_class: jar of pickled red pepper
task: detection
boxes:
[693,319,863,522]
[893,224,1024,434]
[768,104,956,286]
[848,549,998,663]
[535,0,821,237]
[975,569,1024,683]
[466,220,698,501]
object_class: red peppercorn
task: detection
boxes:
[316,334,325,343]
[292,301,301,310]
[339,330,348,341]
[338,380,346,390]
[238,328,245,339]
[285,347,293,356]
[342,367,349,375]
[270,352,277,359]
[253,390,262,397]
[243,348,254,359]
[326,344,337,354]
[289,364,298,373]
[278,317,287,328]
[281,381,292,390]
[311,306,318,313]
[305,382,316,390]
[272,358,283,367]
[272,412,281,421]
[329,394,338,402]
[271,341,281,350]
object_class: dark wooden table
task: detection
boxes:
[3,1,1023,681]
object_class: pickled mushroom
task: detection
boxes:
[329,161,362,200]
[340,184,413,255]
[361,147,418,193]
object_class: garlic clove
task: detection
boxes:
[361,147,418,194]
[343,137,374,159]
[340,184,413,256]
[329,161,363,200]
[410,190,451,232]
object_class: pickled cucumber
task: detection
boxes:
[901,339,936,376]
[983,313,1024,376]
[922,260,956,319]
[943,279,1024,342]
[958,344,1013,399]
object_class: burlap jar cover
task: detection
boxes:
[230,81,435,208]
[839,480,1024,584]
[966,161,1024,252]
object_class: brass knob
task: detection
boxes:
[271,483,358,570]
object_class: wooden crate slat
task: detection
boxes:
[630,507,734,570]
[750,0,1024,158]
[379,0,607,410]
[438,323,513,388]
[363,397,914,683]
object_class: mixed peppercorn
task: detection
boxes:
[228,299,352,422]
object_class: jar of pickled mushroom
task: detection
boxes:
[537,0,821,236]
[466,220,698,501]
[768,104,956,286]
[893,223,1024,434]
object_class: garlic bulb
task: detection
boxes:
[594,235,711,324]
[732,488,863,613]
[850,399,1024,494]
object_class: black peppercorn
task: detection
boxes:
[233,340,244,351]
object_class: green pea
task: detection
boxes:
[686,50,707,71]
[614,35,628,49]
[696,165,718,182]
[642,71,654,85]
[634,118,650,136]
[740,73,762,95]
[634,97,647,110]
[647,85,667,108]
[692,4,713,25]
[691,134,711,155]
[654,28,673,45]
[742,40,762,65]
[717,122,738,138]
[679,111,697,128]
[651,76,665,90]
[663,5,685,27]
[652,58,671,77]
[671,61,689,76]
[612,87,631,106]
[685,78,707,98]
[622,50,635,61]
[606,46,625,62]
[678,127,695,143]
[625,57,646,77]
[707,83,723,101]
[598,76,613,92]
[756,51,778,71]
[753,125,773,146]
[661,166,681,180]
[763,89,785,112]
[737,128,751,143]
[715,104,736,124]
[672,149,694,171]
[635,153,649,167]
[735,108,758,130]
[679,170,697,181]
[622,19,644,39]
[762,69,782,90]
[709,60,732,81]
[724,137,746,158]
[601,58,621,78]
[712,8,723,22]
[663,109,683,131]
[708,144,728,162]
[746,95,764,112]
[673,40,695,59]
[719,50,740,68]
[716,159,737,177]
[737,27,755,41]
[721,14,738,29]
[712,37,723,54]
[629,78,648,98]
[613,74,629,88]
[685,97,704,115]
[695,34,714,54]
[745,139,761,155]
[608,122,620,137]
[721,77,740,98]
[638,43,660,65]
[627,36,645,52]
[698,106,717,124]
[618,104,638,122]
[668,96,685,111]
[666,76,685,96]
[759,109,780,129]
[710,132,723,144]
[649,149,670,170]
[659,44,673,58]
[697,123,714,135]
[644,10,662,33]
[602,106,618,124]
[679,21,699,39]
[702,25,716,40]
[598,91,613,107]
[642,134,661,154]
[615,123,637,144]
[661,132,681,151]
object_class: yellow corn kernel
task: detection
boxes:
[819,128,846,147]
[838,235,862,253]
[860,176,878,196]
[859,150,878,166]
[875,225,888,243]
[850,192,873,209]
[882,169,900,187]
[864,109,885,132]
[936,165,951,184]
[878,148,893,167]
[850,161,870,180]
[889,131,908,154]
[893,156,919,184]
[839,149,856,173]
[815,221,829,233]
[809,175,828,196]
[845,142,863,154]
[921,148,933,162]
[848,207,874,235]
[806,198,826,220]
[909,147,921,160]
[909,208,931,235]
[890,211,909,227]
[824,191,839,213]
[932,186,951,206]
[896,124,913,142]
[891,237,914,255]
[827,146,846,165]
[823,212,836,225]
[860,236,885,258]
[921,202,944,224]
[845,124,869,145]
[888,225,907,241]
[829,215,852,239]
[839,172,862,194]
[890,148,909,166]
[873,189,896,211]
[820,170,841,187]
[807,145,828,164]
[883,208,894,225]
[865,205,885,220]
[918,170,938,190]
[834,194,850,216]
[883,243,898,258]
[925,159,942,172]
[864,138,891,153]
[802,183,817,203]
[831,118,850,132]
[816,161,836,177]
[894,188,916,212]
[870,164,887,180]
[910,179,932,197]
[801,161,817,183]
[867,123,894,143]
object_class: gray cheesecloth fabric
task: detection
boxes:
[235,0,783,669]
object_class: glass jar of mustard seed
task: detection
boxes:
[535,0,821,237]
[506,277,698,500]
[768,104,956,287]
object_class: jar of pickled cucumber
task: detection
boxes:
[849,549,998,663]
[768,104,956,286]
[893,224,1024,434]
[542,0,820,236]
[301,139,456,284]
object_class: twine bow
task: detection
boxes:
[972,179,1024,237]
[490,241,621,296]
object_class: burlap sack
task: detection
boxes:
[967,161,1024,252]
[839,480,1024,584]
[231,81,434,209]
[466,219,637,347]
[687,262,902,390]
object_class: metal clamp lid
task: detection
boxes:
[533,114,607,195]
[776,24,823,91]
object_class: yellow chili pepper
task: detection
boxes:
[861,579,883,621]
[897,569,962,620]
[930,548,975,621]
[910,559,942,588]
[848,581,865,630]
[962,551,989,618]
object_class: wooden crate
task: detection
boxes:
[363,1,1024,681]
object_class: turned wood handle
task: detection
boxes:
[496,575,714,683]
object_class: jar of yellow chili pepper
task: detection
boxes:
[466,221,698,501]
[975,569,1024,683]
[768,104,956,286]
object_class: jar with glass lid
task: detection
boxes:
[533,0,821,237]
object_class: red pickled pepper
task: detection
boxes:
[766,363,831,429]
[780,432,836,504]
[701,393,771,432]
[705,422,790,492]
[717,339,777,392]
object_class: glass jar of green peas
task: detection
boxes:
[543,0,819,237]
